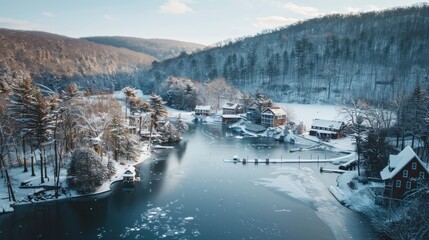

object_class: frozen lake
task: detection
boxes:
[0,122,376,239]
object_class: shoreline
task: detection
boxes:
[1,152,151,214]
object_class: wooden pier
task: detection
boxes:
[320,167,347,174]
[223,158,332,164]
[328,186,347,205]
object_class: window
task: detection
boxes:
[420,172,425,179]
[412,162,417,170]
[403,170,408,178]
[396,180,401,188]
[406,181,412,190]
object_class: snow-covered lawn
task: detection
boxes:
[0,144,150,213]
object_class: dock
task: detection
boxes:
[328,186,347,205]
[152,145,174,149]
[223,158,332,164]
[320,167,347,174]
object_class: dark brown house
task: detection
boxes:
[380,146,429,199]
[309,119,345,139]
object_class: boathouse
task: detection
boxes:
[221,114,241,124]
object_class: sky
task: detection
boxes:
[0,0,427,45]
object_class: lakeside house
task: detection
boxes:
[246,103,261,123]
[261,106,287,128]
[309,119,345,139]
[380,146,429,200]
[222,102,243,115]
[195,105,212,117]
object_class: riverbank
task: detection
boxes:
[0,144,151,214]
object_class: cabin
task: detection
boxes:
[261,107,287,128]
[380,146,429,200]
[221,114,241,124]
[222,103,243,115]
[309,119,345,139]
[195,105,212,117]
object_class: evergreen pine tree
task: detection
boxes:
[9,78,57,183]
[149,93,168,129]
[176,114,189,133]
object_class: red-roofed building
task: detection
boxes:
[380,146,429,199]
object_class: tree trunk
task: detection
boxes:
[5,168,16,202]
[54,139,58,178]
[43,147,48,180]
[22,138,28,172]
[31,155,35,176]
[55,152,62,198]
[14,144,22,166]
[40,151,44,184]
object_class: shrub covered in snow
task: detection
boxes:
[107,160,116,177]
[67,147,108,194]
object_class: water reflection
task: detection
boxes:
[0,122,376,240]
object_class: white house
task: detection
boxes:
[195,105,212,117]
[222,103,243,115]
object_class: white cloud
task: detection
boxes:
[159,0,194,14]
[253,16,298,29]
[42,11,54,17]
[345,5,382,14]
[0,17,43,30]
[283,2,324,16]
[103,14,115,21]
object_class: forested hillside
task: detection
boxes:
[0,29,156,92]
[82,36,205,61]
[145,4,429,103]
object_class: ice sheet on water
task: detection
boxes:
[119,200,198,239]
[255,166,355,240]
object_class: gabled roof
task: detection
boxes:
[380,146,429,180]
[262,106,286,116]
[221,114,241,119]
[222,102,239,109]
[195,105,211,111]
[311,119,344,130]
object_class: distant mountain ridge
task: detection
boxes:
[0,29,204,92]
[0,29,157,77]
[82,36,205,61]
[145,4,429,103]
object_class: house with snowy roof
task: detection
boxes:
[261,106,286,128]
[309,119,345,139]
[222,102,243,115]
[380,146,429,199]
[195,105,212,117]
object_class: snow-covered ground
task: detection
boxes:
[276,102,346,129]
[0,144,150,213]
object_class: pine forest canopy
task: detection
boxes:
[145,4,429,104]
